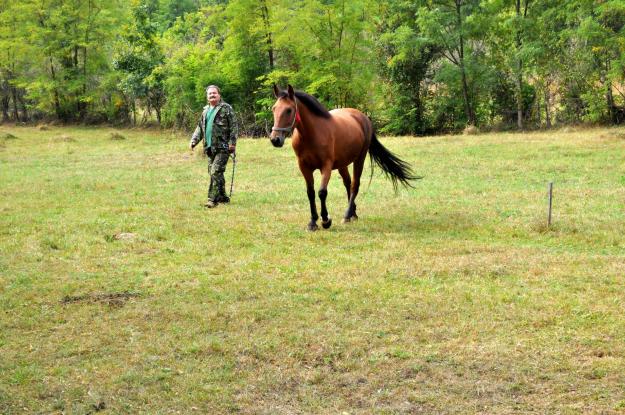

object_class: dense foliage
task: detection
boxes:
[1,0,624,134]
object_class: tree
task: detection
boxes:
[418,0,486,126]
[2,0,624,132]
[292,0,377,109]
[376,0,437,135]
[580,0,625,123]
[513,0,530,129]
[0,0,32,122]
[114,0,166,125]
[485,0,540,129]
[160,4,228,129]
[23,0,125,122]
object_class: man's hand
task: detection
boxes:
[228,144,236,154]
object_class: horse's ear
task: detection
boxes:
[273,83,280,98]
[287,84,295,100]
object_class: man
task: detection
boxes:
[190,85,238,208]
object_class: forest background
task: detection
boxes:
[1,0,625,135]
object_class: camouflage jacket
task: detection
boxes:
[190,101,238,152]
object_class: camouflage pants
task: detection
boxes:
[207,150,230,202]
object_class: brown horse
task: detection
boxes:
[270,84,419,231]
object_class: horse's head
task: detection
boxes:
[270,84,299,148]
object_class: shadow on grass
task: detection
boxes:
[333,210,480,237]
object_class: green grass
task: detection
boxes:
[1,125,624,414]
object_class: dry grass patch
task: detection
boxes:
[53,134,76,142]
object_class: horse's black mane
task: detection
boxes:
[277,90,331,119]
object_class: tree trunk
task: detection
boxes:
[456,0,475,126]
[1,73,13,121]
[516,65,523,130]
[18,90,28,121]
[141,104,151,124]
[544,88,551,128]
[82,46,88,119]
[606,83,615,124]
[83,0,91,120]
[535,89,541,126]
[460,67,475,125]
[1,93,9,122]
[10,85,19,122]
[515,0,524,130]
[260,0,274,70]
[412,90,424,135]
[73,45,83,119]
[49,58,62,121]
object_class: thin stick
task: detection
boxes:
[229,154,237,198]
[547,182,553,227]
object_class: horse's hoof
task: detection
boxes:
[322,218,332,229]
[307,223,319,232]
[342,215,357,224]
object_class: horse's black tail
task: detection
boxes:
[368,132,421,191]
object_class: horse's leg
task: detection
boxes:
[300,167,319,231]
[339,167,353,222]
[344,153,366,223]
[338,167,351,200]
[319,164,333,229]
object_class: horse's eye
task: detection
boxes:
[286,108,292,114]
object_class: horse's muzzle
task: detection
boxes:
[270,136,285,148]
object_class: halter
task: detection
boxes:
[271,99,300,135]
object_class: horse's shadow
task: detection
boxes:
[323,209,479,237]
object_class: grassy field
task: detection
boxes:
[1,125,624,414]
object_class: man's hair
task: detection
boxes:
[206,85,221,93]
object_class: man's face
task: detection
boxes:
[206,87,221,106]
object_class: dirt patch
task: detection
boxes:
[54,134,76,143]
[109,131,126,140]
[61,291,141,307]
[114,232,136,240]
